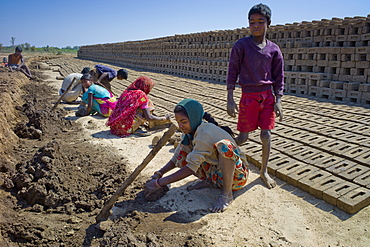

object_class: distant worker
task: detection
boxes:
[8,47,35,79]
[89,64,128,93]
[1,57,7,67]
[58,67,90,103]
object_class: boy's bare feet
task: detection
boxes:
[209,194,233,213]
[261,172,276,189]
[186,180,213,191]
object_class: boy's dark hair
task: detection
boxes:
[248,3,271,22]
[81,73,92,81]
[15,46,22,52]
[81,67,90,74]
[117,69,128,79]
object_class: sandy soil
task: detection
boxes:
[0,54,369,246]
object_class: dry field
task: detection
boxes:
[0,54,369,246]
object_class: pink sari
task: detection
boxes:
[106,76,155,137]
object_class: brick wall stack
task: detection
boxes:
[78,15,370,105]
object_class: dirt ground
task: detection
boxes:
[0,54,369,247]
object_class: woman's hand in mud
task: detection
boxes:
[145,173,161,183]
[144,179,162,198]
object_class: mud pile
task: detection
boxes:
[0,62,137,245]
[11,140,129,214]
[13,97,71,139]
[0,57,208,246]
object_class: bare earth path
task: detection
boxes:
[0,54,369,246]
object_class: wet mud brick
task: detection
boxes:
[338,164,370,182]
[329,131,370,147]
[317,156,345,169]
[293,146,324,162]
[324,139,358,153]
[322,181,360,207]
[304,152,343,167]
[148,118,172,131]
[240,141,262,167]
[353,171,370,189]
[249,148,283,169]
[285,165,319,188]
[277,128,304,138]
[308,175,347,199]
[294,132,323,145]
[308,136,336,148]
[276,162,311,184]
[355,135,370,148]
[326,160,357,177]
[297,170,332,193]
[270,134,293,147]
[279,142,305,157]
[286,164,320,187]
[337,187,370,214]
[267,154,297,176]
[355,149,370,167]
[343,146,370,166]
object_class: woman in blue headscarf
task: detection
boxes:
[145,99,249,213]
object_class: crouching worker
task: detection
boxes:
[76,74,117,117]
[89,64,128,93]
[59,67,90,103]
[145,99,249,213]
[106,76,171,137]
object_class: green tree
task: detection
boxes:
[31,46,36,52]
[0,43,3,51]
[10,37,15,47]
[24,43,31,51]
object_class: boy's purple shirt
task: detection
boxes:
[226,36,284,96]
[95,64,117,79]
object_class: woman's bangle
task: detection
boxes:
[155,178,164,188]
[154,171,163,177]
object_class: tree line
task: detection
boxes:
[0,37,80,54]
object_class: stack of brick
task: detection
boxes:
[78,15,370,105]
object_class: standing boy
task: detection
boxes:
[8,47,35,79]
[226,3,284,189]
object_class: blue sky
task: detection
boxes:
[1,0,369,48]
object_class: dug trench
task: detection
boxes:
[0,56,209,246]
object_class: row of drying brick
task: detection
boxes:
[242,141,369,214]
[238,91,370,213]
[143,76,370,198]
[115,70,370,215]
[88,58,370,214]
[56,56,370,215]
[286,84,370,104]
[277,40,369,49]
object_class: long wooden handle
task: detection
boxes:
[51,77,77,111]
[95,123,177,223]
